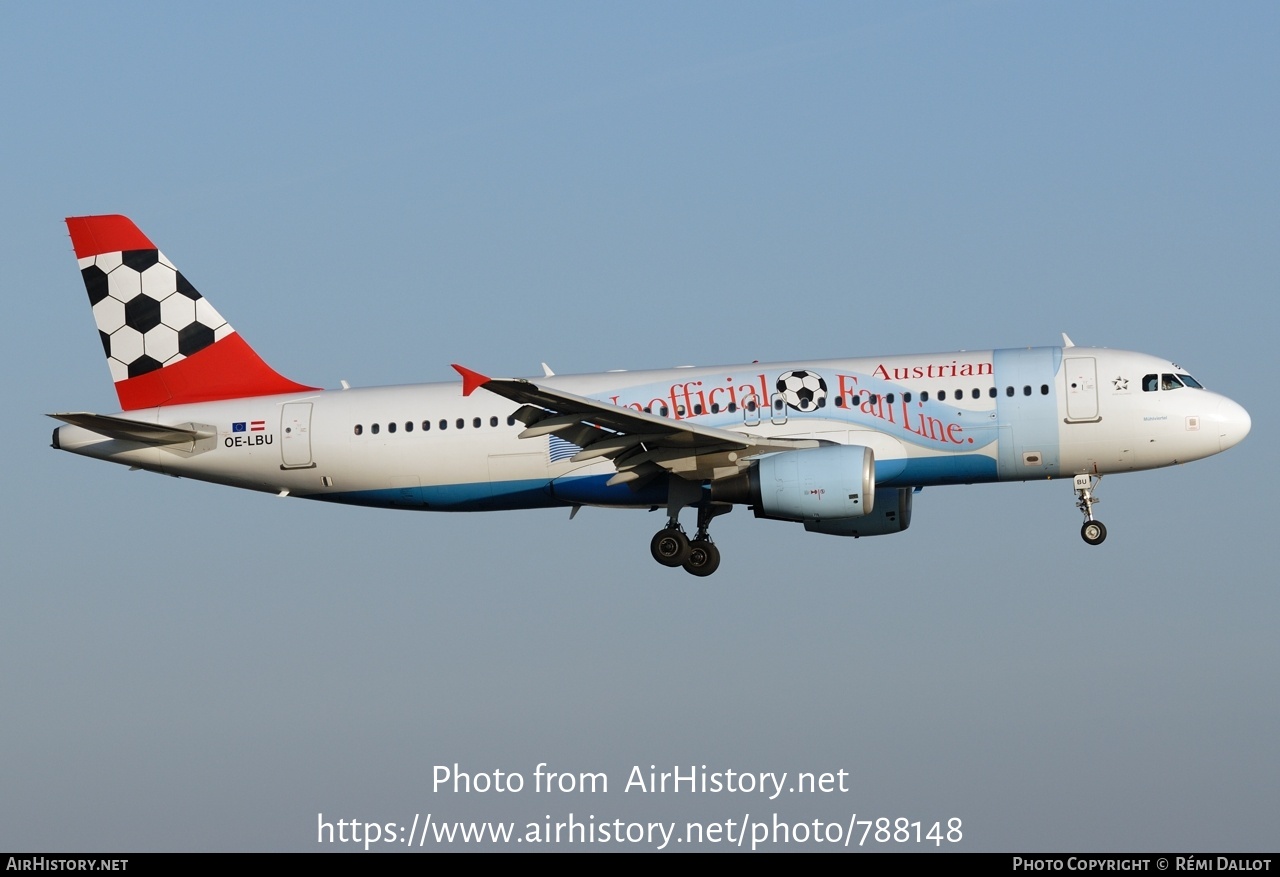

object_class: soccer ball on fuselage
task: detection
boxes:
[776,369,827,413]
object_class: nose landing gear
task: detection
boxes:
[1073,473,1107,545]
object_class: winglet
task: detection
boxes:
[452,364,490,397]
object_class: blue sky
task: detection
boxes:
[2,1,1275,851]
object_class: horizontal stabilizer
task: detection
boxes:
[48,412,212,445]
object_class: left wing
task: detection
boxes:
[453,365,823,487]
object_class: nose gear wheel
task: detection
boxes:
[1073,474,1106,545]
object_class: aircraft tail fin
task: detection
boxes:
[67,215,316,410]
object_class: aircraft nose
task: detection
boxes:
[1216,397,1251,452]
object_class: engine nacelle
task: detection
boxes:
[711,445,874,523]
[803,487,913,537]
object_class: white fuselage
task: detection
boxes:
[53,345,1250,513]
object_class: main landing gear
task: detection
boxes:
[1073,473,1107,545]
[650,520,722,576]
[650,484,729,576]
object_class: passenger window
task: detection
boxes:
[456,418,464,429]
[473,417,481,428]
[710,403,720,414]
[1006,386,1014,397]
[903,392,912,403]
[405,421,413,432]
[490,416,498,427]
[388,422,396,433]
[988,387,996,398]
[886,393,895,404]
[422,420,431,431]
[1040,384,1049,395]
[439,420,447,430]
[728,402,737,413]
[1023,385,1032,396]
[371,423,380,435]
[354,424,363,436]
[920,391,929,402]
[938,390,946,401]
[507,416,517,426]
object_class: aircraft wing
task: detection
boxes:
[48,412,213,446]
[453,365,821,486]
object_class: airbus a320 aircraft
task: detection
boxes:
[51,215,1250,576]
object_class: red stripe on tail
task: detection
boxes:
[115,333,316,410]
[67,215,156,259]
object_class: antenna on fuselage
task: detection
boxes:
[1062,333,1076,348]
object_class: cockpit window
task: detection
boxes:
[1145,373,1192,391]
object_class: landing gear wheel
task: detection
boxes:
[683,540,720,577]
[1073,474,1107,546]
[650,528,691,566]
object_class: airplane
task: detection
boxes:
[50,214,1251,576]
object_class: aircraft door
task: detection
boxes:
[280,402,314,469]
[1064,357,1100,422]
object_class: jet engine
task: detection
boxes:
[711,445,875,522]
